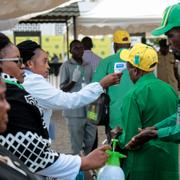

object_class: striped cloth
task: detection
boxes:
[83,50,101,72]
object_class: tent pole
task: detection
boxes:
[73,16,77,39]
[66,21,69,60]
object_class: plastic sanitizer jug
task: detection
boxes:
[97,139,126,180]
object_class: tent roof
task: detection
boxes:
[21,2,80,23]
[0,0,76,20]
[0,0,79,30]
[77,0,179,35]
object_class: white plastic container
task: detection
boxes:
[97,139,126,180]
[97,165,125,180]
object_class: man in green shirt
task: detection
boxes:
[125,3,180,149]
[92,30,133,131]
[118,43,179,180]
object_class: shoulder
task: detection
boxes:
[84,61,92,67]
[24,72,45,84]
[103,53,117,61]
[23,72,52,94]
[91,51,101,59]
[98,54,116,66]
[61,60,75,70]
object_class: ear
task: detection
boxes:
[133,68,139,76]
[26,60,33,69]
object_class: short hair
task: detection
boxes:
[0,33,11,55]
[81,37,93,49]
[17,40,41,64]
[69,39,81,51]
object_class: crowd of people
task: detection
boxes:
[0,2,179,180]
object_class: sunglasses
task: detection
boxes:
[0,57,23,64]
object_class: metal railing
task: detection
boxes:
[47,63,62,88]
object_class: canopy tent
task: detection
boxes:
[21,2,80,38]
[19,2,80,59]
[0,0,80,20]
[0,0,79,30]
[77,0,180,35]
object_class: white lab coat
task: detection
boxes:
[22,69,104,130]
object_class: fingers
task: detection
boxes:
[125,137,136,150]
[100,73,122,88]
[113,72,122,83]
[81,145,110,170]
[98,144,111,151]
[110,126,123,139]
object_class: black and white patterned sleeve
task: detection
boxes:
[0,131,59,173]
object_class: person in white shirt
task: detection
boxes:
[0,32,117,180]
[17,40,121,131]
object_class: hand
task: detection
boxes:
[138,126,156,132]
[80,145,111,170]
[72,66,81,82]
[125,128,157,150]
[110,126,123,139]
[100,73,122,89]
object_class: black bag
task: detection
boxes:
[0,145,36,180]
[87,93,110,126]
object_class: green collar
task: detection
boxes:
[4,79,24,90]
[135,72,156,86]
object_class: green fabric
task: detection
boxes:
[4,79,24,89]
[158,124,180,143]
[92,50,133,128]
[118,73,179,180]
[151,3,180,36]
[154,113,180,143]
[155,114,176,129]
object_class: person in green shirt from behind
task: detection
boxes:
[125,3,180,149]
[92,30,133,135]
[118,43,179,180]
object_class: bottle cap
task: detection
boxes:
[106,139,126,166]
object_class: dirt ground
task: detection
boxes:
[51,110,106,153]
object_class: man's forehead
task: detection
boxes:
[73,42,83,47]
[166,27,180,35]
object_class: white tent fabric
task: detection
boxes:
[0,0,79,31]
[77,0,180,35]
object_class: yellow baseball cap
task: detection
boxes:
[120,43,158,72]
[113,30,131,44]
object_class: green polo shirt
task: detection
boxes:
[92,50,133,128]
[119,73,179,180]
[155,113,180,143]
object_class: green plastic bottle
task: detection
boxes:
[97,139,126,180]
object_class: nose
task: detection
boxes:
[20,63,25,69]
[5,99,10,111]
[47,62,50,70]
